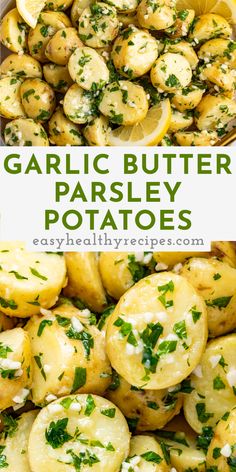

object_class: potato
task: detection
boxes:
[189,13,232,43]
[0,8,28,53]
[0,53,42,80]
[206,407,236,471]
[122,435,169,471]
[166,9,195,38]
[83,116,110,146]
[68,47,110,91]
[71,0,93,27]
[43,63,73,93]
[163,40,199,69]
[111,27,158,78]
[137,0,176,30]
[151,53,192,92]
[175,130,218,146]
[106,374,183,431]
[0,313,16,332]
[45,0,74,10]
[4,118,49,146]
[45,27,83,65]
[28,394,130,472]
[99,80,148,125]
[49,107,84,145]
[106,272,208,389]
[0,327,32,410]
[184,334,236,435]
[0,242,66,317]
[117,12,139,28]
[153,250,208,270]
[0,77,25,120]
[201,62,235,92]
[78,2,119,48]
[64,252,107,313]
[195,94,236,132]
[20,78,55,122]
[171,84,205,112]
[26,304,111,405]
[63,83,96,124]
[169,109,193,133]
[180,257,236,337]
[211,241,236,268]
[104,0,138,12]
[0,411,38,472]
[198,38,236,68]
[28,11,71,63]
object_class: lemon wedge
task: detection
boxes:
[108,99,171,146]
[176,0,236,23]
[16,0,46,28]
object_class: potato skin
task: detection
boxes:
[137,0,176,30]
[4,118,49,146]
[151,53,192,92]
[20,78,56,122]
[189,13,232,43]
[175,130,218,146]
[78,2,119,48]
[0,54,42,79]
[206,407,236,471]
[83,116,110,146]
[49,107,84,145]
[64,252,107,313]
[195,95,236,131]
[125,435,170,471]
[0,327,32,411]
[99,252,134,299]
[0,8,28,53]
[45,27,83,65]
[43,63,73,93]
[106,374,183,431]
[0,77,26,119]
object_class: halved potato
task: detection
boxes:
[122,435,169,471]
[206,406,236,471]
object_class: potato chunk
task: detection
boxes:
[151,53,192,92]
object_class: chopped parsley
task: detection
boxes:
[37,319,53,337]
[45,418,72,449]
[71,367,86,393]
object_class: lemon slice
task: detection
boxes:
[176,0,236,23]
[16,0,47,28]
[108,99,171,146]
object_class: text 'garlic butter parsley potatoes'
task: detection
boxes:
[1,0,236,145]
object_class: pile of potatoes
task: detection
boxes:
[0,0,236,146]
[0,241,236,470]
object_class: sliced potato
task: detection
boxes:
[0,411,38,472]
[28,394,130,472]
[106,374,183,431]
[0,8,28,53]
[26,304,112,405]
[184,334,236,434]
[49,107,84,145]
[0,242,66,317]
[0,77,25,119]
[0,327,32,410]
[106,272,208,389]
[68,47,110,91]
[0,53,42,79]
[64,252,107,313]
[206,407,236,471]
[4,118,49,146]
[180,257,236,337]
[122,435,169,471]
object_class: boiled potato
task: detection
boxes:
[211,241,236,268]
[4,118,49,146]
[83,116,110,145]
[49,107,84,145]
[175,130,218,146]
[45,27,83,65]
[0,242,66,317]
[78,2,119,48]
[64,252,107,313]
[184,334,236,434]
[26,304,111,405]
[106,272,207,389]
[0,411,38,472]
[43,63,73,93]
[98,80,148,125]
[153,250,208,270]
[0,313,16,332]
[121,435,169,471]
[106,374,183,431]
[171,84,205,112]
[137,0,176,30]
[163,40,199,69]
[63,83,96,124]
[201,62,235,92]
[111,27,158,78]
[0,327,32,410]
[151,53,192,92]
[169,109,193,133]
[20,78,55,121]
[0,54,42,79]
[206,406,236,471]
[28,394,130,472]
[0,8,28,53]
[195,94,236,132]
[180,257,236,337]
[198,38,236,68]
[189,13,232,43]
[117,12,139,28]
[166,8,195,38]
[28,11,71,63]
[68,47,110,91]
[105,0,138,12]
[71,0,93,27]
[45,0,74,10]
[0,77,25,119]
